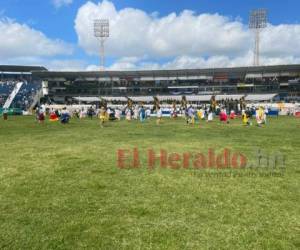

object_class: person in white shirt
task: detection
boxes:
[256,107,264,126]
[156,107,162,125]
[200,108,205,120]
[207,108,213,122]
[134,106,139,120]
[79,108,85,119]
[125,108,132,121]
[115,108,121,120]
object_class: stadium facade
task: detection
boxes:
[1,64,300,109]
[32,64,300,104]
[0,65,46,111]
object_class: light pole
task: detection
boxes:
[94,19,109,70]
[249,9,267,66]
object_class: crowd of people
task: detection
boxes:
[173,104,268,127]
[0,81,16,107]
[34,106,71,124]
[0,81,40,110]
[15,82,40,110]
[25,99,270,129]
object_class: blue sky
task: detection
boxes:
[0,0,300,70]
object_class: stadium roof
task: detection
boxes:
[0,65,47,73]
[157,95,182,101]
[73,97,101,102]
[129,96,153,102]
[73,94,278,103]
[32,64,300,80]
[245,94,278,101]
[102,96,127,102]
[215,95,245,101]
[186,95,212,102]
[73,96,128,102]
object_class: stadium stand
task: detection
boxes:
[32,64,300,105]
[1,64,299,113]
[0,65,46,111]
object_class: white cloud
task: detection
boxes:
[0,54,87,71]
[4,0,300,71]
[75,0,300,68]
[52,0,73,8]
[107,57,142,70]
[104,53,300,71]
[0,18,73,61]
[164,54,300,69]
[261,24,300,57]
[85,64,99,71]
[75,0,249,58]
[46,59,87,71]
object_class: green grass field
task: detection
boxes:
[0,116,299,249]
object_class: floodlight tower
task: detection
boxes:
[249,9,267,66]
[94,19,109,70]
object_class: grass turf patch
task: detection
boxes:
[0,116,299,249]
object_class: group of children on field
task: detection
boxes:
[35,106,70,124]
[16,103,269,129]
[242,106,268,126]
[182,104,268,127]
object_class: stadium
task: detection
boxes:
[0,1,299,249]
[1,64,300,114]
